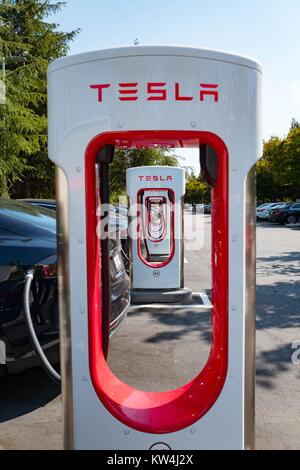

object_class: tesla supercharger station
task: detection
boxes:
[48,46,262,450]
[126,166,190,303]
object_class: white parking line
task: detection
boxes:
[130,303,212,310]
[130,292,213,310]
[198,291,212,307]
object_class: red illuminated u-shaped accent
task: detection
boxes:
[145,196,167,242]
[85,130,228,434]
[137,188,175,269]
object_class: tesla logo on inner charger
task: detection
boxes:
[138,175,173,182]
[89,82,219,102]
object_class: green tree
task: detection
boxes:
[290,118,300,131]
[0,0,78,198]
[184,174,210,204]
[277,126,300,199]
[256,121,300,202]
[256,137,281,202]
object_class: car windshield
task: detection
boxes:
[0,199,56,238]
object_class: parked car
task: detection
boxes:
[20,198,130,270]
[17,199,56,211]
[268,203,291,223]
[0,199,130,379]
[204,203,211,214]
[269,202,300,225]
[256,202,283,220]
[20,199,128,230]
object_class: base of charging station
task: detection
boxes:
[130,287,192,304]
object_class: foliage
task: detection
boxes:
[0,0,79,197]
[1,1,299,205]
[257,122,300,202]
[290,118,300,130]
[184,174,210,204]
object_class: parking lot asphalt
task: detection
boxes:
[0,367,61,450]
[255,222,300,450]
[107,212,212,391]
[0,214,299,449]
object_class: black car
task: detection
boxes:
[17,199,57,211]
[20,198,130,271]
[0,199,130,379]
[269,202,300,225]
[204,203,211,214]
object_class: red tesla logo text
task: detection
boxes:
[89,82,219,102]
[138,176,173,182]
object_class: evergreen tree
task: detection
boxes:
[290,118,300,130]
[0,0,79,197]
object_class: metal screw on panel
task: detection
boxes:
[232,165,237,172]
[124,430,130,435]
[190,428,196,434]
[190,121,197,128]
[230,372,236,379]
[117,121,124,128]
[231,305,237,311]
[78,238,83,244]
[80,308,85,314]
[82,376,88,382]
[76,167,82,173]
[232,235,237,242]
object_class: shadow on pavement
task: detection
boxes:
[256,252,300,331]
[257,221,300,231]
[256,222,286,228]
[257,251,300,276]
[0,367,60,423]
[256,282,300,330]
[256,247,300,389]
[128,306,212,345]
[256,342,296,390]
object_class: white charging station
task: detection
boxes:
[48,46,262,450]
[126,165,191,303]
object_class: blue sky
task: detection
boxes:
[49,0,300,170]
